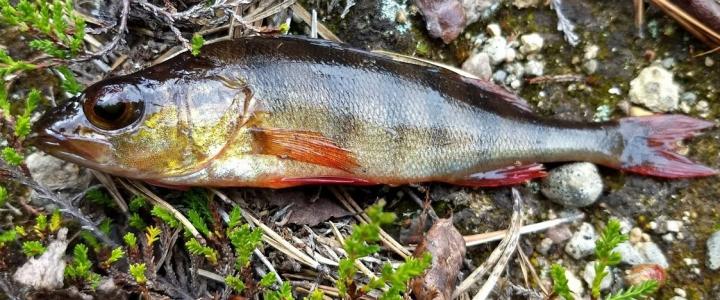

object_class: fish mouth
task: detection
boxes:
[29,128,115,171]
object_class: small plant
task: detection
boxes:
[49,210,62,232]
[85,188,115,208]
[337,201,431,299]
[123,232,137,248]
[65,243,101,288]
[228,223,263,268]
[102,247,124,268]
[550,219,659,300]
[21,240,45,257]
[129,263,147,284]
[264,282,294,300]
[550,264,573,300]
[0,185,7,207]
[150,206,180,228]
[0,229,17,248]
[224,274,246,293]
[191,33,204,56]
[185,238,218,265]
[145,225,161,247]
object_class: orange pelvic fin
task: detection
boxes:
[450,163,547,187]
[251,127,359,172]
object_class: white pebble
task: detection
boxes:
[519,33,544,54]
[486,23,502,37]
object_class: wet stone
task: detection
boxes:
[707,231,720,270]
[629,65,680,112]
[462,52,493,80]
[637,242,669,268]
[565,222,598,259]
[541,162,603,208]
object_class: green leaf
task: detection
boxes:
[377,252,431,299]
[225,274,245,293]
[0,185,8,207]
[151,205,180,228]
[85,188,114,207]
[49,209,62,232]
[99,218,112,234]
[304,289,324,300]
[14,88,40,138]
[123,232,137,248]
[593,218,629,298]
[185,238,218,265]
[128,212,146,230]
[21,240,45,257]
[260,272,276,288]
[0,84,10,118]
[129,263,147,284]
[65,244,94,282]
[0,228,17,247]
[228,205,243,229]
[128,196,147,212]
[264,281,294,300]
[187,209,211,237]
[34,213,47,233]
[550,264,573,300]
[104,247,124,266]
[191,33,204,56]
[56,66,82,94]
[228,224,263,269]
[29,39,68,58]
[2,147,23,166]
[606,280,658,300]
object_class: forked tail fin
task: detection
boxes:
[618,115,717,178]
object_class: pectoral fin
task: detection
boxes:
[251,127,359,172]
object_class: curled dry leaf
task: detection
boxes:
[625,263,667,287]
[412,218,466,300]
[416,0,467,43]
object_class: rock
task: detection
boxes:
[705,57,715,67]
[14,228,68,289]
[513,0,541,8]
[565,269,584,296]
[663,220,683,233]
[462,0,502,25]
[565,222,598,259]
[519,33,544,54]
[629,65,680,112]
[509,79,521,89]
[613,242,645,265]
[505,48,517,63]
[486,23,501,37]
[461,52,493,80]
[524,60,545,76]
[707,231,720,270]
[26,152,91,191]
[505,62,525,77]
[583,59,598,74]
[629,227,643,244]
[629,106,653,117]
[680,92,697,105]
[583,261,613,291]
[584,45,600,60]
[637,242,669,268]
[538,237,554,255]
[546,225,573,243]
[492,70,507,83]
[661,57,676,69]
[482,36,508,65]
[541,163,603,208]
[416,0,467,43]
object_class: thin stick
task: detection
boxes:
[453,188,524,298]
[121,180,204,242]
[464,213,584,247]
[634,0,645,38]
[291,3,342,42]
[89,170,128,215]
[330,187,411,258]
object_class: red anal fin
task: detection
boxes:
[251,127,359,172]
[451,163,547,187]
[268,176,374,188]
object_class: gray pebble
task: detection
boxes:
[26,152,91,191]
[707,231,720,270]
[637,242,669,268]
[613,242,645,265]
[629,65,680,112]
[680,92,697,105]
[541,162,603,208]
[565,222,598,259]
[482,36,508,65]
[583,59,598,74]
[462,52,493,80]
[661,57,676,69]
[524,60,545,77]
[492,70,508,83]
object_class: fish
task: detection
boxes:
[30,35,718,188]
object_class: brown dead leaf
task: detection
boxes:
[412,218,466,300]
[267,190,351,226]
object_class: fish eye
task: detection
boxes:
[84,96,144,131]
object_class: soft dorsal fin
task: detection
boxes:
[250,127,359,172]
[373,50,533,113]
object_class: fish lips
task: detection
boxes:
[29,97,115,172]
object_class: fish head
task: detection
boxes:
[32,72,244,180]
